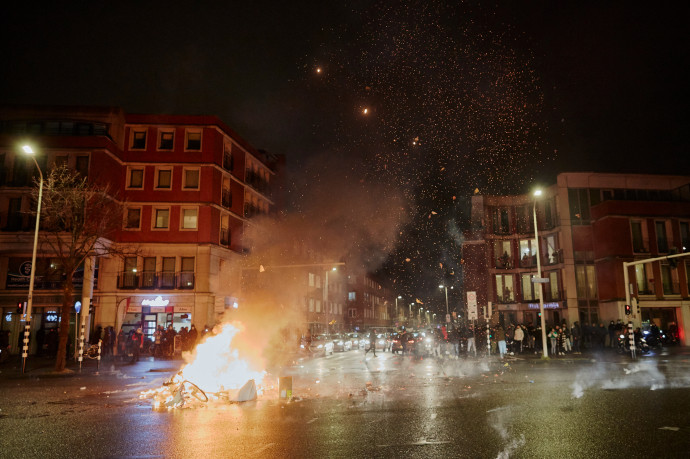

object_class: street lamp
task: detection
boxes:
[21,145,43,373]
[533,189,549,358]
[395,295,402,324]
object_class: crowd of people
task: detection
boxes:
[398,319,650,360]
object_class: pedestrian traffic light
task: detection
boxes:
[625,304,632,315]
[17,302,23,315]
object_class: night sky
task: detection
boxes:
[2,1,688,309]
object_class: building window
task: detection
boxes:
[516,206,532,234]
[315,300,321,313]
[655,221,669,253]
[160,257,175,288]
[309,273,315,287]
[348,308,357,318]
[127,168,144,189]
[155,168,172,189]
[519,238,537,268]
[575,264,597,299]
[495,274,514,303]
[680,222,689,253]
[309,298,314,312]
[222,177,232,208]
[180,257,195,289]
[492,208,510,234]
[494,240,512,269]
[631,220,649,253]
[181,208,198,230]
[159,130,174,150]
[686,261,690,295]
[521,274,538,301]
[220,215,230,247]
[153,208,169,229]
[544,199,555,229]
[131,129,147,149]
[223,146,234,171]
[75,155,89,177]
[183,168,200,189]
[635,264,654,295]
[348,292,356,301]
[661,263,679,295]
[542,234,559,265]
[125,208,141,229]
[568,188,591,225]
[141,257,156,288]
[186,130,202,150]
[547,271,560,301]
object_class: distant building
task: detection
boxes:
[0,105,283,352]
[345,273,393,331]
[462,172,690,345]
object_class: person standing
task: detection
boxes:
[513,324,525,354]
[130,328,143,363]
[571,321,582,354]
[188,324,198,349]
[466,325,477,357]
[117,328,126,360]
[496,325,507,359]
[548,326,559,356]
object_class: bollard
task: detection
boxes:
[21,323,30,373]
[279,376,293,399]
[78,323,86,371]
[628,322,636,360]
[95,339,102,374]
[486,322,491,355]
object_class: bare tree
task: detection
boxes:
[30,165,128,372]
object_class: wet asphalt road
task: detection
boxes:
[1,348,690,458]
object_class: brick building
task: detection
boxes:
[462,172,690,345]
[0,105,284,352]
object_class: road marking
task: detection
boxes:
[306,418,318,424]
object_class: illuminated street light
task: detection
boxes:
[21,145,43,373]
[439,284,450,324]
[533,188,549,359]
[395,295,402,324]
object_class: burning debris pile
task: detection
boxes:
[140,322,267,409]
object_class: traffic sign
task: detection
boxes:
[531,277,549,283]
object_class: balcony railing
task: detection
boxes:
[117,271,195,290]
[519,255,537,268]
[495,256,513,269]
[543,250,563,266]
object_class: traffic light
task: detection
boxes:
[624,304,632,315]
[17,301,23,315]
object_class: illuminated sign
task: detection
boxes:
[528,302,560,309]
[141,296,169,307]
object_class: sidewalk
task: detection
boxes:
[504,345,690,363]
[0,354,184,380]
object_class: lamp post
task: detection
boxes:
[21,145,43,373]
[395,295,402,324]
[533,189,549,358]
[419,308,424,327]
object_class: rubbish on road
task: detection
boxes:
[80,387,86,390]
[659,427,680,431]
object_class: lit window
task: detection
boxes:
[181,208,198,229]
[154,209,169,229]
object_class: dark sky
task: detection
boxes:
[2,1,688,307]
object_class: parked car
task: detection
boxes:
[331,333,352,352]
[391,332,416,354]
[309,334,334,356]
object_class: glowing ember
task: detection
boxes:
[141,321,267,409]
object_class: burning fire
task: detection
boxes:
[141,321,268,409]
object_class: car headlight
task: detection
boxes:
[619,334,625,339]
[425,338,431,343]
[317,344,323,349]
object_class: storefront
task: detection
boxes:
[121,296,194,342]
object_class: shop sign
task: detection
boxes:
[528,302,560,309]
[141,296,169,307]
[176,306,193,313]
[150,306,167,313]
